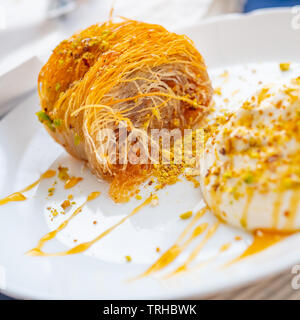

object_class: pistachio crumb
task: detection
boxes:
[180,211,193,220]
[279,62,290,72]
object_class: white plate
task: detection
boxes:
[1,8,300,300]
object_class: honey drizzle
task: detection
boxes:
[28,193,154,257]
[220,242,231,252]
[227,230,288,266]
[141,224,208,277]
[0,193,27,205]
[138,207,208,278]
[210,186,222,220]
[240,187,254,229]
[27,191,100,256]
[64,177,83,189]
[167,221,220,276]
[284,189,300,230]
[177,207,208,243]
[0,170,56,206]
[272,192,284,229]
[175,241,231,275]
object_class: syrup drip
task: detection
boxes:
[27,191,100,256]
[0,170,56,206]
[64,177,83,189]
[138,207,208,278]
[271,192,284,229]
[240,187,254,229]
[220,242,231,252]
[166,221,220,277]
[226,229,291,266]
[28,193,154,257]
[284,190,300,230]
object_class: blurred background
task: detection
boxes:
[0,0,243,75]
[1,0,300,76]
[1,0,300,77]
[0,0,300,300]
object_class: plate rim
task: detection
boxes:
[1,7,300,300]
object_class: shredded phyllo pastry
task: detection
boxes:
[37,18,212,202]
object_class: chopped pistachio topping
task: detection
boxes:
[55,82,61,91]
[204,80,300,201]
[243,173,255,184]
[58,166,70,181]
[74,133,81,146]
[53,119,62,128]
[36,111,55,132]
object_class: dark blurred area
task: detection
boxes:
[245,0,300,12]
